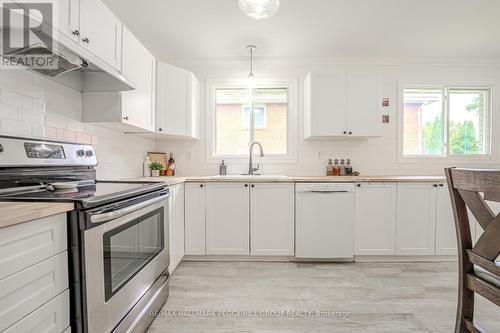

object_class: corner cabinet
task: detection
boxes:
[82,26,156,132]
[156,62,200,139]
[304,72,381,138]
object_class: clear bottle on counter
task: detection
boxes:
[143,155,151,177]
[333,159,340,176]
[340,159,346,176]
[219,160,227,175]
[346,159,353,176]
[326,159,333,176]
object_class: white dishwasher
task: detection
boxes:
[295,183,355,261]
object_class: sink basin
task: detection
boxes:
[209,175,290,179]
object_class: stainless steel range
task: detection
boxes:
[0,136,170,333]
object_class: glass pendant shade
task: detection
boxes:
[239,0,280,20]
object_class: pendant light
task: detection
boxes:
[239,0,280,20]
[247,45,257,86]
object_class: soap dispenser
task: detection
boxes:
[219,160,227,175]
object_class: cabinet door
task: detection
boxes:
[435,184,457,255]
[347,74,381,136]
[121,26,155,131]
[184,183,206,255]
[156,62,189,135]
[169,184,185,273]
[354,183,396,255]
[206,183,249,255]
[79,0,121,69]
[305,72,347,138]
[52,0,80,43]
[396,183,437,255]
[250,183,294,256]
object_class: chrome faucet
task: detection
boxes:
[246,141,264,175]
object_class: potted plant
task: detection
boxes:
[149,161,163,177]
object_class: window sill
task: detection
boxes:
[397,154,495,165]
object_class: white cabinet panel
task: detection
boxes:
[79,0,121,69]
[184,183,206,255]
[53,0,80,44]
[435,184,457,255]
[304,72,380,138]
[396,183,437,255]
[206,183,249,255]
[347,74,381,136]
[304,72,347,138]
[4,289,69,333]
[0,214,67,280]
[156,62,200,138]
[250,183,294,256]
[0,252,68,331]
[354,183,396,256]
[169,183,185,273]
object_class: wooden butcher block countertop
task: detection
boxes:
[0,202,74,229]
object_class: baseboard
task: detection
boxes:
[354,255,458,262]
[183,255,292,262]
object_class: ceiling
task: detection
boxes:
[103,0,500,61]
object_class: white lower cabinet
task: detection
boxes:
[250,183,294,256]
[354,183,396,255]
[169,183,185,273]
[395,183,437,255]
[184,183,206,255]
[206,183,250,255]
[435,184,458,255]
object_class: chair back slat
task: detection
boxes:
[458,189,495,230]
[472,215,500,261]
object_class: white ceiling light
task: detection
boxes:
[239,0,280,20]
[247,45,257,86]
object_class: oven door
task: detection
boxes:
[83,191,169,333]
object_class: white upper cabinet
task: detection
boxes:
[205,183,249,255]
[52,0,80,44]
[79,0,122,70]
[156,62,200,139]
[82,26,155,132]
[250,183,294,256]
[304,72,381,138]
[354,183,397,256]
[395,183,437,255]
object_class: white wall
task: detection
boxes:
[0,69,155,179]
[155,59,500,176]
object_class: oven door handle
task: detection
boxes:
[89,193,168,224]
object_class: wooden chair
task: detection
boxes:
[445,168,500,333]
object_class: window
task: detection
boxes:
[402,86,491,157]
[214,85,289,157]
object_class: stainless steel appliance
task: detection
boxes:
[0,135,170,333]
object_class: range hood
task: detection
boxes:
[1,14,134,92]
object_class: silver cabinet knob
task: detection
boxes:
[82,37,90,43]
[72,30,80,37]
[123,116,129,121]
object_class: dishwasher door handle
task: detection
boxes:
[309,190,349,193]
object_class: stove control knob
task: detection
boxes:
[85,150,94,157]
[76,149,85,157]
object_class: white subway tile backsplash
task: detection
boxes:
[0,103,17,120]
[0,118,31,136]
[0,70,155,180]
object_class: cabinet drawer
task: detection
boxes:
[4,289,69,333]
[0,251,68,331]
[0,214,67,280]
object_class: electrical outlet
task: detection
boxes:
[187,152,193,160]
[317,152,322,160]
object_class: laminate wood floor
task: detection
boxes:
[147,261,500,333]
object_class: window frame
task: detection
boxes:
[398,82,494,163]
[206,78,298,164]
[242,104,267,130]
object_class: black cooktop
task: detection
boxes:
[0,181,167,209]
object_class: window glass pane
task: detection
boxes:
[252,88,288,155]
[215,88,251,155]
[403,88,444,156]
[242,105,266,129]
[448,89,490,155]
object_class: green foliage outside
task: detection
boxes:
[423,97,480,155]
